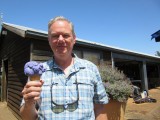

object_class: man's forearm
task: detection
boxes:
[95,113,108,120]
[20,102,38,120]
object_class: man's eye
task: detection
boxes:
[51,35,58,39]
[63,34,70,38]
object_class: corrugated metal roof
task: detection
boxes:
[2,22,48,38]
[1,22,160,60]
[76,38,160,59]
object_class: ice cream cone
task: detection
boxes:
[24,61,46,80]
[29,75,41,81]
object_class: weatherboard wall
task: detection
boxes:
[0,29,30,119]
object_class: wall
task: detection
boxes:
[0,30,30,119]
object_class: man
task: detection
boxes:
[20,16,108,120]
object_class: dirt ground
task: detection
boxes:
[0,102,17,120]
[0,87,160,120]
[124,87,160,120]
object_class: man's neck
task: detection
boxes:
[54,54,74,71]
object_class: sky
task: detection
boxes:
[0,0,160,56]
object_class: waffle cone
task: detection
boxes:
[29,75,41,81]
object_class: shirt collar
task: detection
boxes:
[46,53,85,72]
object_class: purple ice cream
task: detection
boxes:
[24,61,46,81]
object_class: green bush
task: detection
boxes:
[98,65,133,102]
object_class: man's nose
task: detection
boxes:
[58,35,64,41]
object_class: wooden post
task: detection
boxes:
[0,65,2,101]
[111,52,115,68]
[1,59,8,102]
[140,61,148,91]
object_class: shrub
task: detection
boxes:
[98,65,133,102]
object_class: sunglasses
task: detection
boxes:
[50,75,79,113]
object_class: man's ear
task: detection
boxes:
[73,35,76,44]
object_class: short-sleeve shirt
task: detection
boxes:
[34,55,108,120]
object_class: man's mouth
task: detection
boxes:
[57,46,66,48]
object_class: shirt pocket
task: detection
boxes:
[76,81,94,119]
[41,83,52,106]
[77,80,94,100]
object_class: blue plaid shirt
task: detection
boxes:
[37,56,108,120]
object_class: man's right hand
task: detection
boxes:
[20,80,44,120]
[22,80,44,103]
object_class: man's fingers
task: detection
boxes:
[34,97,41,101]
[23,86,42,94]
[25,81,43,88]
[21,80,44,102]
[23,91,41,100]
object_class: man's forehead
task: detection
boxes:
[50,31,70,35]
[52,20,69,26]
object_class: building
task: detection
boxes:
[151,30,160,42]
[0,22,160,119]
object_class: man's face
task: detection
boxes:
[48,20,76,58]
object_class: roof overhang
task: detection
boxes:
[151,30,160,42]
[2,22,48,40]
[1,22,160,61]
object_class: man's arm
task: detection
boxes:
[20,101,38,120]
[20,80,43,120]
[94,104,108,120]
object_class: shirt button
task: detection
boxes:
[64,101,68,109]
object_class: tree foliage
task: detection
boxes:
[155,51,160,56]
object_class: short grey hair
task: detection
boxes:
[48,16,75,36]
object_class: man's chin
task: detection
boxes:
[56,51,67,56]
